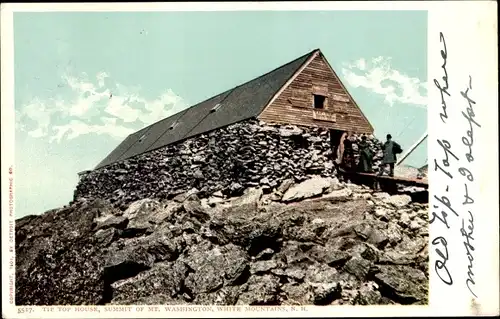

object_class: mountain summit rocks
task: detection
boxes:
[18,121,428,306]
[16,178,428,306]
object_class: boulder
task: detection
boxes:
[94,228,118,247]
[110,261,188,304]
[122,199,161,219]
[277,179,294,194]
[352,282,382,305]
[384,194,412,208]
[236,275,281,305]
[231,187,263,208]
[282,177,334,202]
[344,257,372,280]
[281,284,313,305]
[373,265,428,304]
[185,263,224,294]
[311,282,342,305]
[183,200,211,223]
[103,245,155,283]
[250,259,279,274]
[95,216,129,231]
[321,188,353,202]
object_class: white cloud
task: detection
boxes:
[104,95,142,123]
[51,119,137,143]
[96,71,109,88]
[138,90,187,124]
[18,97,65,138]
[355,58,366,71]
[341,56,427,107]
[17,71,188,142]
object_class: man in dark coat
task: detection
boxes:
[357,135,373,173]
[378,134,402,177]
[342,133,356,172]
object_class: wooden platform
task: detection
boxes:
[353,171,428,188]
[337,168,428,192]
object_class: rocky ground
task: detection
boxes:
[16,176,428,306]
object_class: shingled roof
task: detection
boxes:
[95,49,317,169]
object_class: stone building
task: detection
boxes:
[96,48,373,170]
[75,49,375,204]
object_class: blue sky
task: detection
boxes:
[14,10,427,217]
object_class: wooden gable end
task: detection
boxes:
[258,52,374,134]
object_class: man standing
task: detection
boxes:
[378,134,402,177]
[341,132,356,172]
[358,135,374,173]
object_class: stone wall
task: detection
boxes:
[74,119,338,207]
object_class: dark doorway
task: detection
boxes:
[329,129,345,162]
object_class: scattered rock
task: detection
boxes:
[96,216,128,231]
[185,263,225,294]
[399,212,411,228]
[373,207,391,219]
[277,179,294,194]
[236,275,281,305]
[255,248,275,260]
[230,183,245,196]
[213,191,224,198]
[279,126,303,137]
[309,246,351,267]
[281,283,313,305]
[321,188,353,202]
[386,221,403,245]
[122,199,161,219]
[94,228,118,246]
[104,246,155,283]
[344,257,372,280]
[305,263,338,283]
[384,194,412,208]
[110,261,188,304]
[232,188,263,208]
[326,177,343,192]
[172,188,199,203]
[374,265,428,304]
[352,282,382,305]
[409,217,426,231]
[282,177,334,202]
[311,282,342,305]
[183,200,210,223]
[251,259,279,274]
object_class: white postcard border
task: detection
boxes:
[1,1,498,318]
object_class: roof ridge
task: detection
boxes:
[224,48,319,95]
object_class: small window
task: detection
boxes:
[169,121,179,130]
[313,94,326,109]
[210,103,222,113]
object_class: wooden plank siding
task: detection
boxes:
[258,53,374,134]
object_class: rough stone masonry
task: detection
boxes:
[74,119,337,206]
[74,119,387,208]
